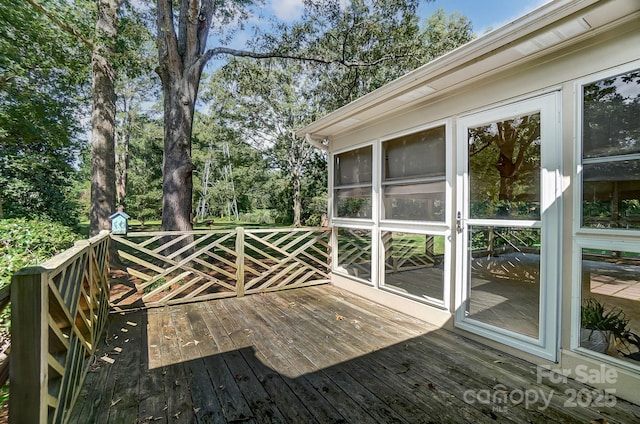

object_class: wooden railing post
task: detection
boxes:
[236,227,245,297]
[10,267,48,424]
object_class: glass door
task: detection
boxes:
[455,93,560,361]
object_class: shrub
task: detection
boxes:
[0,218,82,290]
[304,213,322,227]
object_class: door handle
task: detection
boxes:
[456,211,464,233]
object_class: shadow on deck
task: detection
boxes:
[69,286,640,423]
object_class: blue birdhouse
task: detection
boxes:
[109,206,130,235]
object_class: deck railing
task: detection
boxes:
[8,226,331,423]
[10,231,110,424]
[110,227,332,308]
[0,285,10,389]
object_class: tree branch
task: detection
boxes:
[25,0,93,49]
[197,0,215,56]
[199,46,413,72]
[157,0,183,75]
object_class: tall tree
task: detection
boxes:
[24,0,121,235]
[192,113,268,220]
[90,0,121,235]
[115,72,159,204]
[114,10,158,205]
[25,0,152,234]
[295,5,474,110]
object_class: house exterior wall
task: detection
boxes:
[327,16,640,404]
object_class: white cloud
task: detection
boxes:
[270,0,305,22]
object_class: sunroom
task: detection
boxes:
[298,0,640,405]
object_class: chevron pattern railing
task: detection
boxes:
[10,231,110,424]
[110,227,331,308]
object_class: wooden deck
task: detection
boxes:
[69,286,640,423]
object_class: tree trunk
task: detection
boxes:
[89,0,119,236]
[115,133,128,205]
[155,0,215,232]
[159,75,197,232]
[292,170,302,227]
[115,96,131,204]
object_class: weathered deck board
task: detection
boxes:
[69,285,640,423]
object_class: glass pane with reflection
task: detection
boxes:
[382,231,445,302]
[582,69,640,159]
[382,181,445,221]
[336,228,372,282]
[468,113,541,220]
[335,188,372,219]
[582,160,640,229]
[334,146,372,186]
[466,226,541,338]
[383,126,446,180]
[580,249,640,363]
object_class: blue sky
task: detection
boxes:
[417,0,552,34]
[267,0,553,35]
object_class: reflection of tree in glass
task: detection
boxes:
[337,197,368,218]
[582,70,640,228]
[468,114,541,218]
[583,71,640,159]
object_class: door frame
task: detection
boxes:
[454,92,562,361]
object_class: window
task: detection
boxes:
[576,68,640,364]
[382,126,446,221]
[581,69,640,229]
[335,227,372,283]
[334,146,372,219]
[579,247,640,364]
[381,231,445,304]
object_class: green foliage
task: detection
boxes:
[422,9,475,59]
[0,218,81,290]
[192,112,270,220]
[581,297,629,339]
[0,218,79,389]
[123,117,164,223]
[304,194,328,226]
[581,69,640,229]
[196,2,473,226]
[0,382,8,409]
[204,59,328,225]
[0,1,89,225]
[469,227,540,252]
[113,2,156,80]
[238,210,276,225]
[143,277,167,295]
[262,1,474,111]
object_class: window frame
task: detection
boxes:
[574,61,640,237]
[379,121,452,227]
[332,142,376,223]
[378,228,449,308]
[571,237,640,372]
[572,60,640,370]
